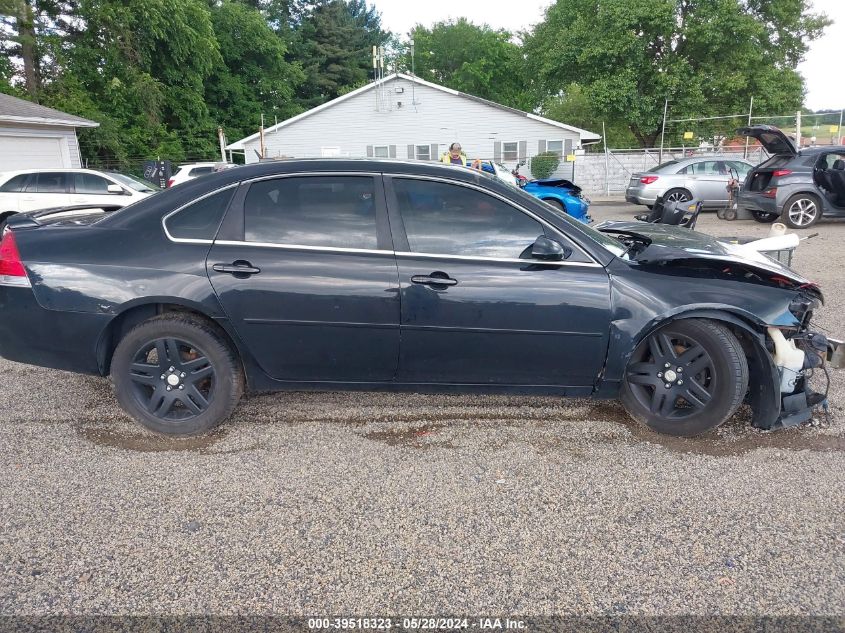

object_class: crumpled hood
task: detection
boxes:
[596,221,816,288]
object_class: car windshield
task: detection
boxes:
[109,173,161,193]
[647,160,678,173]
[507,186,627,257]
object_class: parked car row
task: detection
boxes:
[625,125,845,229]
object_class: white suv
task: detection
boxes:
[0,169,158,223]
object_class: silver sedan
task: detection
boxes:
[626,156,754,208]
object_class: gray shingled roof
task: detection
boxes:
[0,92,98,128]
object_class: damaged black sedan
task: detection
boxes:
[0,159,836,437]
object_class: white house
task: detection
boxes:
[226,73,600,179]
[0,92,98,171]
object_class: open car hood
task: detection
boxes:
[736,124,797,156]
[597,221,816,289]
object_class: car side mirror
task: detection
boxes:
[107,184,126,195]
[531,236,571,261]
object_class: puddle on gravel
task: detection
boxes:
[362,423,455,449]
[75,425,231,453]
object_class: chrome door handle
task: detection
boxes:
[411,274,457,287]
[212,262,261,275]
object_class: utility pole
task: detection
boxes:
[217,127,227,163]
[602,121,609,196]
[744,97,753,159]
[796,110,802,148]
[659,99,668,164]
[838,109,843,145]
[259,113,266,159]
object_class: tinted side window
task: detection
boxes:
[0,174,29,192]
[33,172,69,193]
[165,188,235,240]
[244,176,378,249]
[73,173,111,194]
[394,179,544,258]
[189,167,214,177]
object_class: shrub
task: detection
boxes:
[530,151,561,179]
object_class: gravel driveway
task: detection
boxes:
[1,205,844,618]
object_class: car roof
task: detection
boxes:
[176,162,219,168]
[668,156,753,166]
[796,145,845,155]
[0,168,130,181]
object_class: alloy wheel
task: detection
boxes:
[127,337,215,421]
[665,191,690,203]
[787,198,818,227]
[625,330,716,420]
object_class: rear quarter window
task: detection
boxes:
[0,174,29,192]
[164,187,235,240]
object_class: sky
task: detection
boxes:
[371,0,845,111]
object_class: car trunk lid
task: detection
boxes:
[736,125,797,157]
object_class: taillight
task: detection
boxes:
[762,187,778,199]
[166,178,175,188]
[640,175,659,185]
[0,230,31,287]
[773,169,792,177]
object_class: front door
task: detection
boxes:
[207,174,400,383]
[683,160,730,205]
[385,176,611,388]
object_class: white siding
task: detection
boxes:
[0,123,83,170]
[241,78,582,178]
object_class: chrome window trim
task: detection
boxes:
[214,240,394,256]
[387,173,599,265]
[161,183,239,244]
[240,171,381,184]
[211,239,600,267]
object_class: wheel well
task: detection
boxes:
[663,313,781,428]
[98,303,243,377]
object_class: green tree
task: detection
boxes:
[410,19,531,110]
[206,1,303,146]
[526,0,830,147]
[290,0,389,108]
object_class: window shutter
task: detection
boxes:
[493,141,502,161]
[430,144,439,161]
[389,145,397,158]
[538,140,547,154]
[518,141,527,161]
[564,139,573,158]
[407,144,415,159]
[366,145,374,158]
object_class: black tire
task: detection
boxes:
[751,210,779,223]
[782,193,822,229]
[111,315,243,435]
[663,188,691,205]
[0,212,17,234]
[544,198,566,212]
[621,319,748,437]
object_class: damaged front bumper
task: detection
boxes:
[757,327,840,431]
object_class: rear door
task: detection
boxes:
[19,172,70,211]
[206,173,401,383]
[385,175,611,389]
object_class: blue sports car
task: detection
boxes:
[473,161,592,223]
[523,179,592,224]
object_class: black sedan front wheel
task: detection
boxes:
[111,315,243,435]
[621,319,748,437]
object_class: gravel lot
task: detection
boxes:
[1,204,844,618]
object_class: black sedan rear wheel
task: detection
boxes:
[111,315,243,435]
[621,319,748,437]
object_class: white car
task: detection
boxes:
[0,169,158,224]
[167,162,233,188]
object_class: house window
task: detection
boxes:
[415,145,431,161]
[373,145,390,158]
[547,140,564,157]
[502,142,519,161]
